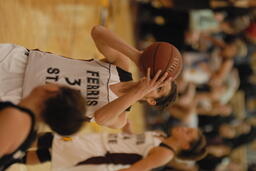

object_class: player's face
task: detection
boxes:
[144,80,172,99]
[171,127,198,149]
[219,124,236,138]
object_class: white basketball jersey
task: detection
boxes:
[22,50,120,118]
[0,44,28,104]
[51,132,161,171]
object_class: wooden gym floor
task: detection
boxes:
[0,0,144,170]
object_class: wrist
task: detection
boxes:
[130,88,145,100]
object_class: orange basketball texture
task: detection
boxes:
[139,42,183,80]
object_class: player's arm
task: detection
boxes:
[118,147,174,171]
[209,59,233,86]
[201,34,226,48]
[109,112,129,129]
[177,83,196,106]
[197,103,231,116]
[0,113,12,157]
[0,109,30,158]
[91,25,142,71]
[169,159,198,171]
[94,70,170,129]
[93,84,141,128]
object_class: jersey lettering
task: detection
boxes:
[47,67,60,74]
[86,70,100,106]
[46,67,60,83]
[65,78,81,86]
[108,134,118,144]
[136,134,145,145]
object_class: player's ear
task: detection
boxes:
[146,98,156,106]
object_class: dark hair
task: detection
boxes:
[155,82,177,110]
[176,130,207,161]
[248,163,256,171]
[42,87,87,136]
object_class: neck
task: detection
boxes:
[163,137,182,153]
[18,96,42,121]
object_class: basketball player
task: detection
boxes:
[0,25,177,129]
[0,84,87,170]
[24,126,207,171]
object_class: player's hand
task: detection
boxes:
[136,68,171,96]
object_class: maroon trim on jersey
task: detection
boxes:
[76,152,142,166]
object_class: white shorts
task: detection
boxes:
[51,133,134,171]
[52,134,108,171]
[0,44,28,104]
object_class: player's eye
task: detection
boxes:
[158,87,162,92]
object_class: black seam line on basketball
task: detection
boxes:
[164,45,173,75]
[176,57,182,79]
[107,63,111,103]
[142,57,146,73]
[142,51,147,74]
[95,60,109,70]
[153,44,160,76]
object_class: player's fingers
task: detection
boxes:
[157,72,169,83]
[159,76,173,87]
[155,72,168,87]
[163,76,173,84]
[147,68,151,81]
[152,70,162,83]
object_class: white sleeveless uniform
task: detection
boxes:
[21,50,123,118]
[0,44,28,104]
[51,132,162,171]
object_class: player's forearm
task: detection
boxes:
[196,107,216,116]
[197,105,227,116]
[0,147,6,159]
[204,35,226,48]
[118,148,173,171]
[91,25,141,66]
[179,84,196,106]
[94,88,143,127]
[214,60,233,84]
[128,147,173,171]
[128,155,169,171]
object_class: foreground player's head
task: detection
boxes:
[144,81,177,110]
[28,84,87,136]
[170,127,207,161]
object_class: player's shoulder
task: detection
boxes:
[0,107,31,125]
[100,57,130,72]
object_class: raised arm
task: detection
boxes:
[118,147,174,171]
[94,70,170,128]
[91,25,142,71]
[177,83,196,106]
[209,59,234,87]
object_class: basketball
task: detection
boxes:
[139,42,183,80]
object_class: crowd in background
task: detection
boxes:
[135,0,256,170]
